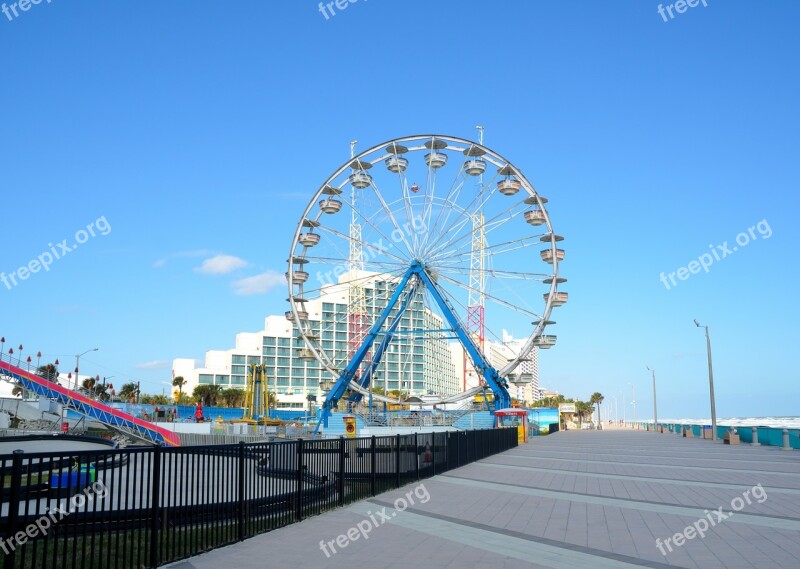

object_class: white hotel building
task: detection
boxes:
[173,273,538,410]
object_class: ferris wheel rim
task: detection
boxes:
[287,134,563,404]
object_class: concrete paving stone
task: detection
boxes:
[166,431,800,569]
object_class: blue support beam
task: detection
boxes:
[313,260,511,438]
[349,277,419,404]
[314,265,417,436]
[415,265,511,411]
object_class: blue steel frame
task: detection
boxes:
[314,260,511,436]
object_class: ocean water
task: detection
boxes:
[662,417,800,429]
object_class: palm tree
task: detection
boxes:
[575,401,592,427]
[172,376,187,400]
[219,388,246,408]
[590,392,605,429]
[193,384,222,406]
[36,363,59,382]
[119,382,139,403]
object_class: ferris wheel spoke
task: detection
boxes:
[315,224,410,267]
[436,272,540,319]
[431,233,545,267]
[420,166,504,259]
[296,265,409,298]
[434,265,552,281]
[329,184,418,266]
[360,174,418,260]
[425,196,530,263]
[419,162,467,256]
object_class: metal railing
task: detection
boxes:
[0,427,517,568]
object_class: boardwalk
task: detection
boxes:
[166,430,800,569]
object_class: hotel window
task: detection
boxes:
[232,355,245,364]
[199,374,213,385]
[231,365,246,375]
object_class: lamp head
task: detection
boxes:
[693,319,701,327]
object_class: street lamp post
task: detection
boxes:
[647,366,657,427]
[621,391,626,425]
[628,383,636,427]
[694,319,717,441]
[75,348,99,391]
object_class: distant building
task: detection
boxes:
[173,272,460,410]
[448,330,539,406]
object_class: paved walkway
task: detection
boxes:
[165,430,800,569]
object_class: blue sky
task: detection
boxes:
[1,0,798,419]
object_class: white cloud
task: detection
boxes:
[195,254,248,275]
[232,271,286,296]
[153,249,215,269]
[136,360,169,370]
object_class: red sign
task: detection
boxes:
[61,422,69,432]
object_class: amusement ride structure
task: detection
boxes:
[285,133,566,437]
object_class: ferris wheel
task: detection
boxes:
[286,133,566,430]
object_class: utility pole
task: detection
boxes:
[647,366,658,427]
[694,320,717,441]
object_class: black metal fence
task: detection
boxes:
[0,428,517,568]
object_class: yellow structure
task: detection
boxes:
[343,415,357,438]
[243,364,269,423]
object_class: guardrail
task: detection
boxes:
[625,421,800,449]
[0,427,517,568]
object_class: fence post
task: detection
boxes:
[414,433,419,481]
[149,444,163,568]
[370,436,377,496]
[395,434,401,488]
[781,429,792,451]
[295,439,304,521]
[432,433,437,476]
[338,436,345,506]
[4,450,24,569]
[751,427,760,446]
[238,442,246,541]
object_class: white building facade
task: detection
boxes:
[173,273,461,410]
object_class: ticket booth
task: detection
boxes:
[495,409,528,443]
